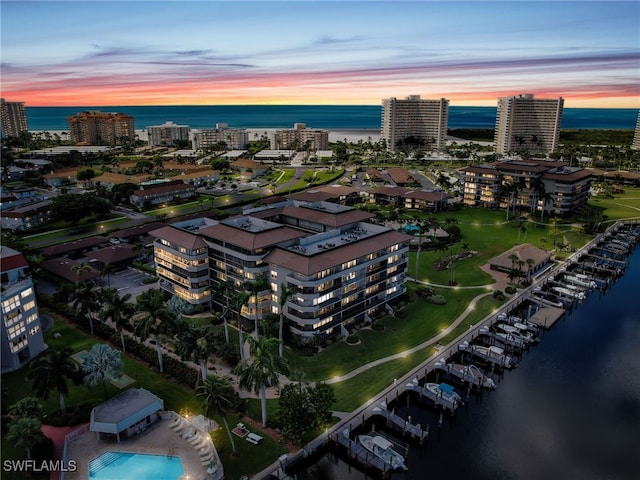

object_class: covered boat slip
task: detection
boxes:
[90,388,164,442]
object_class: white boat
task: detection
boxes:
[459,342,516,369]
[553,286,585,301]
[425,382,462,410]
[434,359,496,389]
[496,323,537,343]
[563,274,597,289]
[357,435,407,471]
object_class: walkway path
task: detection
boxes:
[325,289,493,384]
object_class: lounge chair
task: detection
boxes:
[200,452,214,463]
[182,427,195,439]
[246,433,263,445]
[170,418,185,431]
[189,434,204,446]
[192,437,209,449]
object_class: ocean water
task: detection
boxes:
[24,105,638,131]
[291,243,640,480]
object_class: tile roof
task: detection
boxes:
[200,222,306,251]
[41,236,109,258]
[150,226,208,250]
[41,257,101,283]
[264,230,412,275]
[85,244,139,264]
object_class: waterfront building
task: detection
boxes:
[67,111,135,146]
[147,121,190,147]
[1,246,46,372]
[150,223,211,307]
[632,111,640,150]
[151,200,412,340]
[0,98,28,138]
[494,93,563,154]
[194,123,249,150]
[460,159,592,216]
[271,123,329,151]
[381,96,449,152]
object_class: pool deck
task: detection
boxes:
[65,413,219,480]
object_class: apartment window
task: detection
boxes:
[22,300,36,312]
[313,291,334,306]
[271,283,278,292]
[29,325,40,336]
[21,288,33,298]
[341,259,356,270]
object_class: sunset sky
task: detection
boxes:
[1,1,639,108]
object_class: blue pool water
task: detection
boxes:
[88,452,184,480]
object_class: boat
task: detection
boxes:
[425,382,462,410]
[496,323,538,344]
[434,359,496,389]
[357,435,407,471]
[459,342,517,369]
[563,274,597,290]
[479,327,527,350]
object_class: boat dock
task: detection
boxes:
[371,403,429,444]
[527,306,566,329]
[405,379,461,412]
[333,429,392,477]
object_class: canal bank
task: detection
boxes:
[259,222,639,480]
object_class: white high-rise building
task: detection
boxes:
[381,95,449,152]
[494,93,563,155]
[631,111,640,150]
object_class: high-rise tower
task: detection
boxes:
[0,98,29,138]
[381,95,449,152]
[494,93,563,155]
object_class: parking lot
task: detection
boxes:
[37,264,157,303]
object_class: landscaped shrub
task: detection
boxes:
[371,322,385,331]
[493,290,506,301]
[346,334,360,344]
[425,294,447,305]
[505,286,517,294]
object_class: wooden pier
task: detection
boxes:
[371,403,429,444]
[528,306,566,329]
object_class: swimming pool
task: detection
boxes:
[89,452,184,480]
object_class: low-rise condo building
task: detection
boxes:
[151,224,211,307]
[194,124,249,150]
[460,159,592,216]
[271,123,329,151]
[150,200,412,340]
[147,121,190,147]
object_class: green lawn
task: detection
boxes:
[0,315,286,480]
[589,188,640,220]
[285,285,488,382]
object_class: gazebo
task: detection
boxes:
[90,388,164,442]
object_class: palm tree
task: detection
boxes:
[233,336,289,427]
[278,283,293,357]
[232,290,250,362]
[131,289,176,373]
[81,343,122,400]
[98,288,134,352]
[101,262,115,287]
[414,219,431,280]
[70,281,100,334]
[8,397,43,419]
[176,324,218,383]
[525,258,536,282]
[29,347,78,413]
[6,417,44,460]
[70,261,92,282]
[197,375,237,456]
[217,280,236,344]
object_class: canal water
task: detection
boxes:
[292,246,640,480]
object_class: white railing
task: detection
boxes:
[60,423,90,480]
